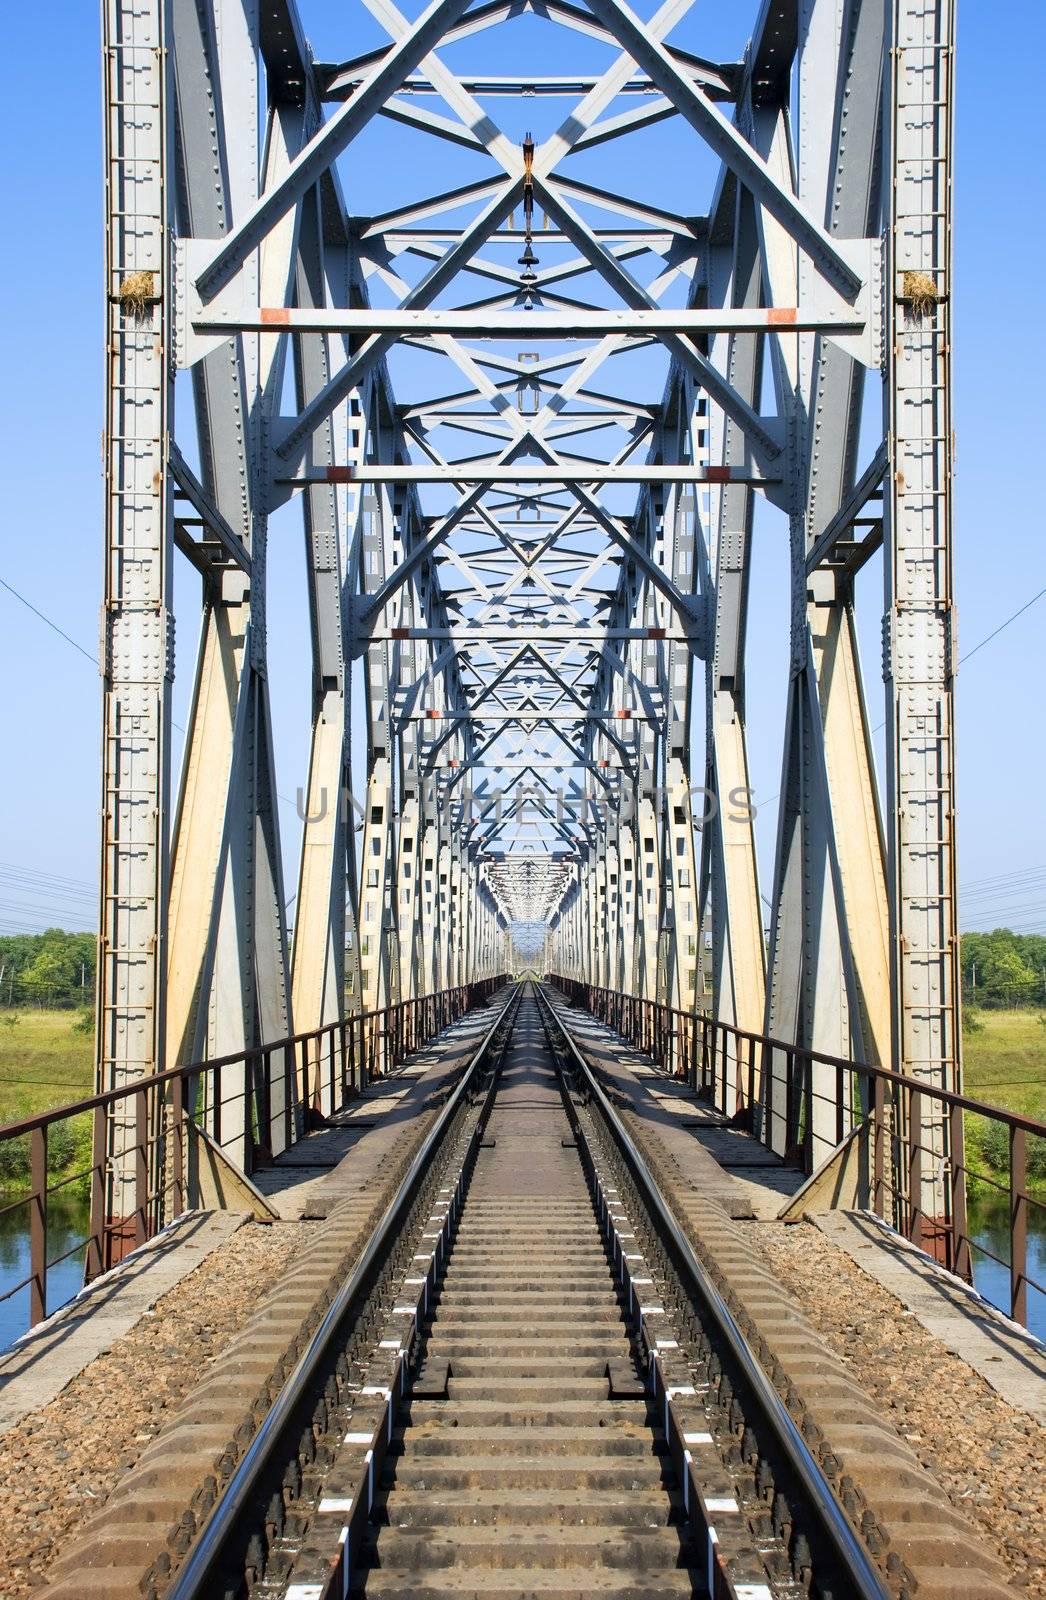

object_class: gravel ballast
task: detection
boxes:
[0,1218,312,1599]
[753,1218,1046,1596]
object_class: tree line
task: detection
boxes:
[0,925,1043,1013]
[961,928,1046,1008]
[0,930,95,1008]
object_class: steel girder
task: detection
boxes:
[884,0,960,1223]
[97,0,174,1246]
[96,0,959,1218]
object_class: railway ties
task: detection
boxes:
[180,985,865,1600]
[354,995,699,1596]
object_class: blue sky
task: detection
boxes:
[0,0,1042,935]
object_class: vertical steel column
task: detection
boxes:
[291,199,356,1111]
[95,0,172,1256]
[700,210,766,1075]
[663,452,702,1014]
[419,809,439,993]
[594,833,609,990]
[437,831,453,991]
[359,760,394,1014]
[619,827,637,995]
[885,0,960,1232]
[604,813,622,993]
[395,796,422,999]
[449,838,464,988]
[357,463,399,1015]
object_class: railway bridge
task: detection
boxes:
[0,0,1043,1595]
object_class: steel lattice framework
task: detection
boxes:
[98,0,957,1221]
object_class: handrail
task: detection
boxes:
[555,977,1046,1134]
[548,974,1045,1330]
[0,979,505,1140]
[0,974,508,1339]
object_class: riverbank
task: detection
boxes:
[964,1008,1046,1118]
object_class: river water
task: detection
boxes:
[967,1190,1046,1341]
[0,1192,1042,1352]
[0,1196,91,1353]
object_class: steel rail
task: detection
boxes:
[167,981,523,1600]
[533,982,892,1600]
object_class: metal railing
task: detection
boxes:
[0,976,506,1338]
[548,976,1045,1331]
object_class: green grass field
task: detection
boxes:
[962,1008,1046,1122]
[0,1004,1040,1194]
[0,1011,94,1194]
[0,1009,93,1126]
[961,1010,1045,1193]
[1,1004,1040,1117]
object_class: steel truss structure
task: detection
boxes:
[98,0,958,1222]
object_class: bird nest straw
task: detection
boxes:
[119,270,157,319]
[901,270,939,318]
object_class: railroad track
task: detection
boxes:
[45,981,1018,1600]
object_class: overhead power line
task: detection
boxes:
[959,583,1046,667]
[966,896,1046,921]
[757,578,1046,813]
[0,898,96,924]
[0,576,98,665]
[961,863,1046,893]
[0,574,303,824]
[962,877,1046,903]
[0,863,96,899]
[869,584,1046,737]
